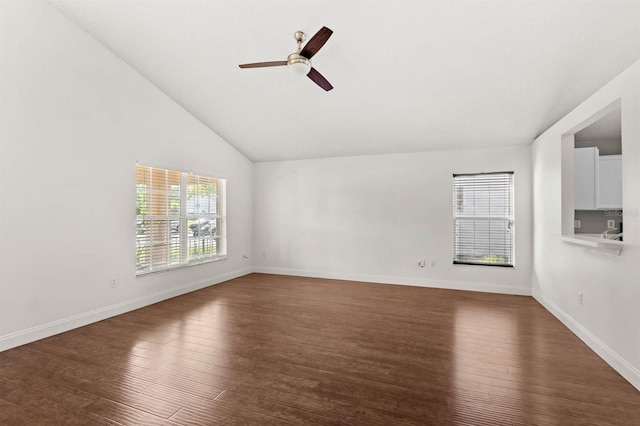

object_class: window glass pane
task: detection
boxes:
[136,165,226,275]
[453,173,514,267]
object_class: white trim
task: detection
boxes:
[532,288,640,392]
[0,267,252,352]
[253,267,531,296]
[136,255,228,277]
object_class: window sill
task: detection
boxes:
[453,261,514,268]
[136,255,228,277]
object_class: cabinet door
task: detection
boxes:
[574,147,598,210]
[598,155,622,209]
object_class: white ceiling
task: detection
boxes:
[49,0,640,162]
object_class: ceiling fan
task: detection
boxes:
[239,27,334,91]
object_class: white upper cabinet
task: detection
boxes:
[598,155,623,209]
[574,147,623,210]
[574,147,599,210]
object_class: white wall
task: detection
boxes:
[532,60,640,390]
[254,146,532,295]
[0,1,253,350]
[3,1,636,394]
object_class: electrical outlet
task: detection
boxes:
[430,259,436,268]
[607,220,616,229]
[110,279,118,288]
[574,220,581,229]
[417,259,426,268]
[578,292,583,305]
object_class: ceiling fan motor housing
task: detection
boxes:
[287,53,311,75]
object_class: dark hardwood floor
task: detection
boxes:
[1,273,638,425]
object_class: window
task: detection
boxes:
[453,172,514,267]
[136,164,226,275]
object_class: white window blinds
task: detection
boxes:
[136,165,226,275]
[453,172,514,267]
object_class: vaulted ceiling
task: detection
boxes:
[50,0,640,162]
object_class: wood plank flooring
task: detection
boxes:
[1,273,639,425]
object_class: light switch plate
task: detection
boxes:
[607,220,616,229]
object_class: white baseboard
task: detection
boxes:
[253,266,531,296]
[0,267,252,352]
[532,288,640,392]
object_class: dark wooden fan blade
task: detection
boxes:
[300,26,333,59]
[239,61,287,69]
[307,67,333,91]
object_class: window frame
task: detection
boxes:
[452,171,515,267]
[136,164,227,276]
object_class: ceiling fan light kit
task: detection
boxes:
[239,26,334,91]
[287,53,311,75]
